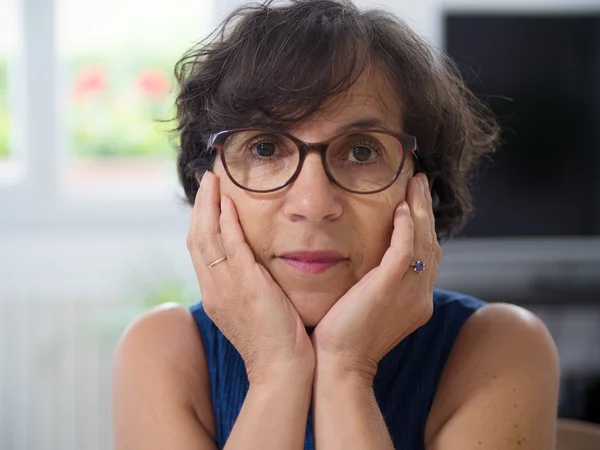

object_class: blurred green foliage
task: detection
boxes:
[0,59,8,158]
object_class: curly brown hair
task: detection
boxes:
[173,0,499,242]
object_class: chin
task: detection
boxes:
[287,290,341,328]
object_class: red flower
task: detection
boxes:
[137,69,171,100]
[73,67,106,101]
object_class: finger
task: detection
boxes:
[194,171,227,270]
[407,174,435,269]
[424,175,437,241]
[407,174,436,325]
[378,200,414,283]
[423,175,442,293]
[219,195,257,269]
[186,173,203,254]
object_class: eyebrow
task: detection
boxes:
[334,117,388,134]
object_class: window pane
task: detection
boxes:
[0,56,7,161]
[58,0,214,199]
[0,0,19,182]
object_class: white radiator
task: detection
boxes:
[1,299,123,450]
[0,231,197,450]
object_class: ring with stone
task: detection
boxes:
[410,260,425,273]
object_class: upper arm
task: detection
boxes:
[112,303,217,450]
[425,303,560,450]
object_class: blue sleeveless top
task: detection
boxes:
[190,288,485,450]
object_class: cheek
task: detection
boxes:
[356,212,394,271]
[395,168,412,200]
[237,206,277,263]
[353,176,408,271]
[212,163,273,259]
[345,202,395,280]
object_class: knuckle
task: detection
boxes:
[196,232,213,256]
[398,250,414,265]
[405,212,415,230]
[186,232,195,252]
[223,241,238,261]
[420,300,434,324]
[414,198,429,218]
[228,263,242,280]
[421,237,434,257]
[435,241,442,260]
[219,211,229,231]
[202,300,218,320]
[417,201,429,217]
[220,229,233,253]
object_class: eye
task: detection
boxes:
[245,135,283,158]
[348,139,380,163]
[255,141,276,157]
[351,145,374,162]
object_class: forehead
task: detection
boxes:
[292,68,404,135]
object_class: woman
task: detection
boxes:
[112,1,559,449]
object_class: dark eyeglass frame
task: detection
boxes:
[207,128,418,194]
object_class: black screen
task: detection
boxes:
[445,15,600,237]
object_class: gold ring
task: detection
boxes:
[208,256,227,268]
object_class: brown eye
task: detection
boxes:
[255,142,276,157]
[352,146,373,162]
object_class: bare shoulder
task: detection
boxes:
[112,303,216,449]
[448,302,558,359]
[425,302,560,449]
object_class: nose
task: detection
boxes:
[281,151,343,223]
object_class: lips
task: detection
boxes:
[278,251,347,275]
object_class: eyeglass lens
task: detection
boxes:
[222,130,404,193]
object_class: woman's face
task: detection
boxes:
[213,74,414,327]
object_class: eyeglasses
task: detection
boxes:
[207,128,418,194]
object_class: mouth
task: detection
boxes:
[278,251,347,275]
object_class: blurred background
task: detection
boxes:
[0,0,599,449]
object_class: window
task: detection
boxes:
[0,0,19,183]
[0,57,7,160]
[57,0,213,199]
[0,0,215,229]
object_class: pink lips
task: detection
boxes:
[278,251,346,274]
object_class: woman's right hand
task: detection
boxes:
[187,171,315,386]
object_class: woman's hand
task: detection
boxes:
[311,173,441,379]
[187,171,314,386]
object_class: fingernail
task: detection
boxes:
[220,196,227,210]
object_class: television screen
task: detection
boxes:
[444,15,600,237]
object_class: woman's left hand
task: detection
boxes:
[311,173,441,379]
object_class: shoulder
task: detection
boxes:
[425,299,559,448]
[114,303,205,378]
[112,303,215,441]
[448,301,558,367]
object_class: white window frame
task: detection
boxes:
[0,0,235,233]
